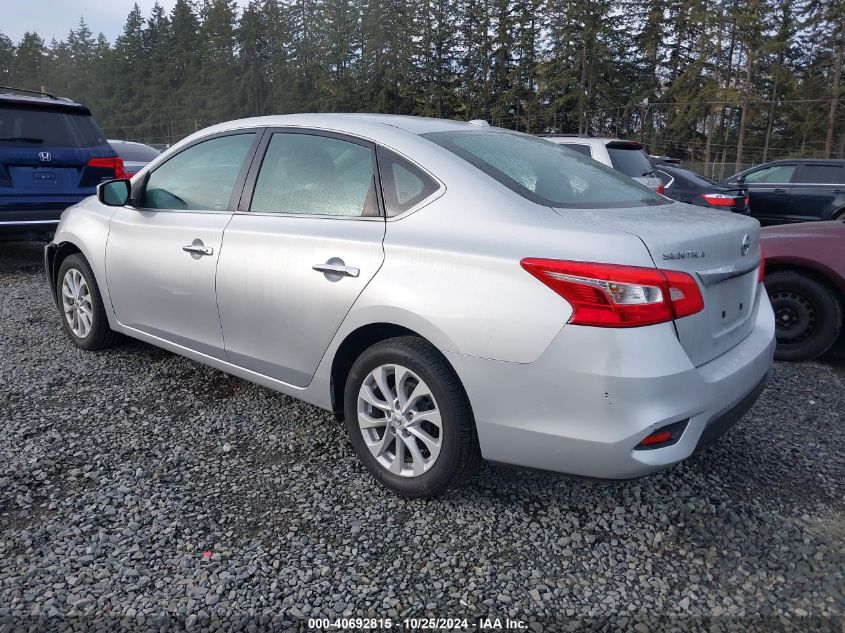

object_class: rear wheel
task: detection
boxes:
[343,336,480,497]
[766,270,841,361]
[56,254,120,351]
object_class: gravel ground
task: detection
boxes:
[1,240,843,632]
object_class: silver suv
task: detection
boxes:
[541,135,664,193]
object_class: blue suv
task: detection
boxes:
[1,87,123,239]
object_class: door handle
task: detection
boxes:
[772,188,787,194]
[182,243,213,256]
[313,261,360,278]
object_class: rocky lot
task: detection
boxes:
[0,240,843,631]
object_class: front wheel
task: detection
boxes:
[56,254,120,351]
[766,270,842,361]
[343,336,480,497]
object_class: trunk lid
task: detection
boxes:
[553,202,763,366]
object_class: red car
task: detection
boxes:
[761,220,845,360]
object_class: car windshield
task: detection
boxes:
[606,146,655,178]
[0,105,107,148]
[423,130,668,208]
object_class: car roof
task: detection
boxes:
[203,113,487,136]
[0,88,90,113]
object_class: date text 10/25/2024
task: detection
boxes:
[307,617,529,630]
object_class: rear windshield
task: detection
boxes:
[0,104,108,148]
[112,143,160,162]
[606,146,655,178]
[423,130,667,208]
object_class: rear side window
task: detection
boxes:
[113,143,160,162]
[564,143,592,157]
[743,164,796,184]
[606,146,653,178]
[424,130,667,208]
[142,133,255,211]
[250,133,379,217]
[796,164,845,184]
[0,105,107,148]
[377,148,439,216]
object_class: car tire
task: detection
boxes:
[56,254,120,351]
[343,336,480,497]
[766,270,842,361]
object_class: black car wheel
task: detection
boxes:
[766,270,842,361]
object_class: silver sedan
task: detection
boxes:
[45,114,775,496]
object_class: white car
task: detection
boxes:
[541,135,665,193]
[45,114,774,496]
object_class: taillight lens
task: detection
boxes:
[744,195,750,207]
[657,184,665,195]
[701,193,734,207]
[520,259,704,328]
[87,156,126,180]
[758,245,765,283]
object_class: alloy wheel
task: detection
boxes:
[357,364,442,477]
[61,268,94,339]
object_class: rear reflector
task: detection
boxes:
[87,156,126,180]
[520,259,704,327]
[758,244,765,283]
[635,420,689,449]
[657,184,665,195]
[638,430,673,446]
[701,193,734,207]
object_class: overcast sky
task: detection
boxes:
[1,0,249,44]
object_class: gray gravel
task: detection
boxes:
[1,240,844,631]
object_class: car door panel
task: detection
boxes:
[105,131,260,358]
[215,129,386,387]
[106,210,231,357]
[217,215,385,385]
[735,164,797,223]
[789,164,845,221]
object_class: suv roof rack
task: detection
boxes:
[0,85,59,100]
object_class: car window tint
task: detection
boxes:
[0,105,107,148]
[251,133,378,217]
[424,130,667,208]
[377,148,439,216]
[141,133,255,211]
[796,164,845,184]
[607,147,653,178]
[743,164,795,184]
[113,143,160,162]
[564,143,592,157]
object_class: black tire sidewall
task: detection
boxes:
[343,340,466,497]
[56,254,111,351]
[766,271,842,361]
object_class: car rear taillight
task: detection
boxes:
[657,184,665,195]
[744,195,750,207]
[87,157,126,180]
[758,245,765,283]
[701,193,734,207]
[520,259,704,327]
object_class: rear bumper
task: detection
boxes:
[0,198,85,232]
[446,290,776,479]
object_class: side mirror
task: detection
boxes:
[735,174,745,185]
[97,179,131,206]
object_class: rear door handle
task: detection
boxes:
[182,242,213,256]
[313,261,360,278]
[772,188,787,194]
